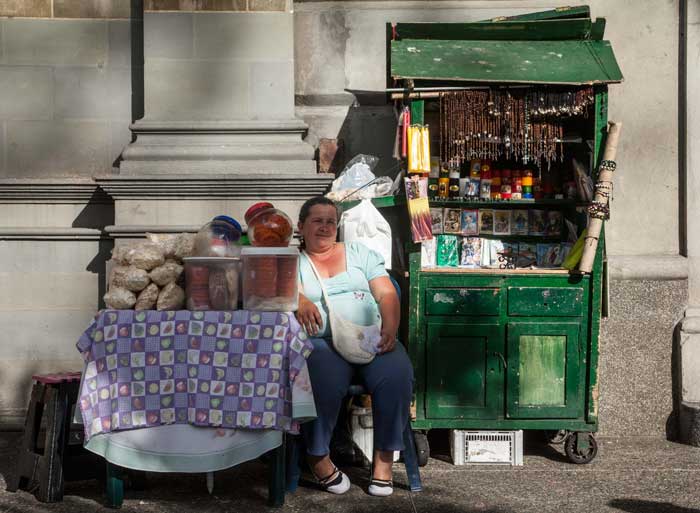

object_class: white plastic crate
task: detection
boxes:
[349,406,399,463]
[450,430,523,466]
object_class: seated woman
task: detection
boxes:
[295,196,413,497]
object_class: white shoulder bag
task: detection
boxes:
[302,251,380,364]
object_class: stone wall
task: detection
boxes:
[294,0,681,258]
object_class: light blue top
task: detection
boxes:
[298,241,388,338]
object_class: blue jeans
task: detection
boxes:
[302,337,414,456]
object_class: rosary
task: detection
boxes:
[439,87,594,166]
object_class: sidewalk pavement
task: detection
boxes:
[1,430,699,513]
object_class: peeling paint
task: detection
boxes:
[432,292,455,304]
[591,383,599,417]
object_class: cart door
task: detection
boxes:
[506,322,582,419]
[426,323,503,419]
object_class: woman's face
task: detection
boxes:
[298,204,338,250]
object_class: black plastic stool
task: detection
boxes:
[8,372,82,502]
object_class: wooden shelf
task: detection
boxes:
[418,267,581,275]
[430,199,583,208]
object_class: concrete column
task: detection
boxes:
[679,0,700,444]
[120,3,315,175]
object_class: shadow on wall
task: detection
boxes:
[609,499,700,513]
[329,91,401,180]
[668,321,683,441]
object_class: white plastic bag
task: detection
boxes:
[339,199,392,270]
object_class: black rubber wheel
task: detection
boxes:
[414,431,430,467]
[542,429,569,445]
[564,432,598,464]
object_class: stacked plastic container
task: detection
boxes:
[241,203,299,311]
[184,216,242,310]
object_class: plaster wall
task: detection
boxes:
[294,0,680,257]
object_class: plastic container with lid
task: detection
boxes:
[184,256,240,310]
[244,202,293,247]
[241,247,299,311]
[193,216,242,258]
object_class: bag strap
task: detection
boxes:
[301,251,336,318]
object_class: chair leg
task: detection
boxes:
[285,434,303,493]
[401,423,422,492]
[37,384,69,502]
[7,382,44,493]
[267,438,286,507]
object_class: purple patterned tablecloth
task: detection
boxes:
[76,309,313,441]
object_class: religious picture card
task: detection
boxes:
[460,209,479,236]
[479,209,494,235]
[430,208,443,235]
[529,209,547,236]
[511,209,529,235]
[493,210,512,236]
[546,210,563,237]
[443,208,462,234]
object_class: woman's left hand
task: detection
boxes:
[377,330,396,354]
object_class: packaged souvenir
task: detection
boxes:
[516,243,538,268]
[460,237,482,268]
[421,238,437,268]
[436,235,460,267]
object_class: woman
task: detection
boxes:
[295,196,414,497]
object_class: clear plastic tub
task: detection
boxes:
[241,247,299,311]
[183,257,240,311]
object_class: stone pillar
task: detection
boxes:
[121,3,315,175]
[113,1,331,231]
[679,0,700,444]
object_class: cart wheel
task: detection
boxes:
[542,429,569,445]
[413,432,429,467]
[564,432,597,464]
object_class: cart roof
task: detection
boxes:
[390,6,623,86]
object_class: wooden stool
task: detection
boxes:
[7,372,82,502]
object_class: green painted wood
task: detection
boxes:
[396,19,594,41]
[411,418,594,430]
[410,99,424,125]
[480,5,591,22]
[590,18,606,40]
[518,335,567,406]
[391,39,623,85]
[586,85,608,424]
[507,286,584,317]
[425,323,504,419]
[408,252,426,420]
[425,287,501,316]
[506,322,582,419]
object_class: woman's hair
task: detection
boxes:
[298,196,338,224]
[297,196,338,249]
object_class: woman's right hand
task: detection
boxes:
[296,293,322,336]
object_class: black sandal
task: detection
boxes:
[312,465,351,494]
[368,477,394,497]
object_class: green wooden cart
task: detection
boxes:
[385,6,623,464]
